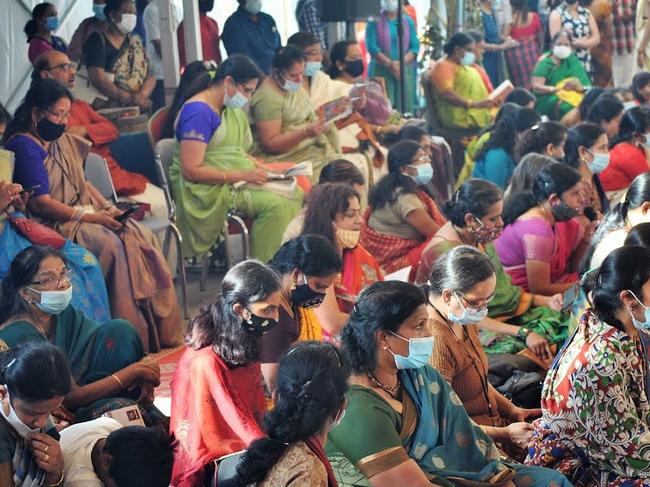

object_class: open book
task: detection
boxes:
[317,96,353,124]
[267,161,313,180]
[488,80,514,104]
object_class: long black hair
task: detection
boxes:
[475,110,518,161]
[301,183,360,247]
[564,122,605,168]
[327,40,357,78]
[0,246,66,323]
[184,260,280,367]
[0,341,71,402]
[369,140,421,210]
[516,121,567,160]
[443,179,503,227]
[624,222,650,248]
[578,87,605,122]
[236,342,349,485]
[502,163,582,225]
[163,61,212,139]
[267,235,342,278]
[3,79,73,144]
[610,107,650,147]
[24,3,53,42]
[586,94,624,127]
[342,281,426,373]
[633,72,650,104]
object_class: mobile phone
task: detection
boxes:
[115,205,139,223]
[19,184,41,196]
[562,284,579,312]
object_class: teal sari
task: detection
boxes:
[327,366,573,486]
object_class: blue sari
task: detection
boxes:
[0,215,110,323]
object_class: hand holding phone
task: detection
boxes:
[115,206,139,223]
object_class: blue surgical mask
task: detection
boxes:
[624,101,638,111]
[45,15,60,31]
[447,292,488,325]
[627,290,650,330]
[304,61,322,78]
[587,150,609,174]
[27,285,73,315]
[245,0,263,15]
[93,4,106,21]
[282,79,302,92]
[386,331,435,370]
[461,51,476,66]
[407,164,433,185]
[224,86,249,109]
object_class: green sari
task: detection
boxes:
[249,83,341,183]
[170,107,303,262]
[532,53,591,120]
[0,305,144,421]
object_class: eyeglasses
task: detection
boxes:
[237,84,256,96]
[45,63,73,72]
[45,109,70,122]
[29,269,72,287]
[410,156,430,165]
[455,291,495,311]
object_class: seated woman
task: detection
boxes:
[425,246,541,442]
[588,172,650,269]
[416,178,566,359]
[563,122,611,215]
[495,163,589,294]
[505,87,536,108]
[24,2,67,65]
[326,280,572,487]
[0,246,161,423]
[283,159,366,244]
[429,32,496,129]
[365,1,419,114]
[263,236,343,392]
[82,0,155,111]
[526,245,650,484]
[361,140,446,274]
[0,341,70,487]
[600,107,650,200]
[506,153,557,197]
[515,121,567,162]
[301,183,383,314]
[237,342,349,487]
[169,56,302,263]
[4,79,182,352]
[531,30,591,121]
[585,93,624,141]
[472,111,518,189]
[633,71,650,107]
[170,260,282,487]
[250,45,342,182]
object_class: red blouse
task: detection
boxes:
[600,142,649,192]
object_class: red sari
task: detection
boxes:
[335,245,384,313]
[170,346,266,487]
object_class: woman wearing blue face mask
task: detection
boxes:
[601,107,650,200]
[362,140,447,274]
[527,245,650,484]
[326,280,572,487]
[0,246,162,424]
[425,245,543,451]
[24,2,68,65]
[68,0,110,62]
[0,341,70,487]
[169,56,302,263]
[250,45,343,182]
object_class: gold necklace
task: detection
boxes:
[366,370,401,397]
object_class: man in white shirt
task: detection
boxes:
[60,417,175,486]
[143,0,183,111]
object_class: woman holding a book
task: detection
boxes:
[169,56,302,262]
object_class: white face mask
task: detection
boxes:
[116,13,137,34]
[553,45,572,60]
[27,285,73,315]
[245,0,263,14]
[282,79,302,92]
[0,391,41,438]
[381,0,399,12]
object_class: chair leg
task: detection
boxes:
[200,252,210,292]
[169,223,189,320]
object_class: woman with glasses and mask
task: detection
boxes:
[526,245,650,484]
[416,179,566,361]
[325,280,571,487]
[170,259,282,487]
[236,342,349,487]
[424,246,542,450]
[495,163,589,295]
[361,140,446,275]
[169,56,302,263]
[263,235,343,393]
[0,246,160,424]
[250,45,343,183]
[81,0,155,110]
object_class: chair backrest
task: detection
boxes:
[207,450,245,487]
[154,138,178,219]
[85,152,117,202]
[148,106,171,148]
[420,69,443,133]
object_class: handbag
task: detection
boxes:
[8,215,66,249]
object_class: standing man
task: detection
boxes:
[296,0,328,51]
[612,0,638,87]
[177,0,221,68]
[221,0,281,74]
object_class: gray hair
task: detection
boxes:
[427,245,495,295]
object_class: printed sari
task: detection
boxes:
[326,366,573,486]
[109,34,149,95]
[169,107,302,261]
[335,245,383,314]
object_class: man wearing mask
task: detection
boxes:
[177,0,221,68]
[69,0,110,61]
[221,0,281,74]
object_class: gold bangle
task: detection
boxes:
[112,374,124,390]
[45,471,64,487]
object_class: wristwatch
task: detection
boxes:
[516,326,532,342]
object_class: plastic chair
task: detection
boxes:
[85,151,189,319]
[148,106,171,149]
[206,450,245,487]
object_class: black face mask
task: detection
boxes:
[565,0,578,4]
[291,276,326,308]
[36,117,66,142]
[242,309,278,337]
[199,0,214,13]
[345,59,364,78]
[550,200,578,222]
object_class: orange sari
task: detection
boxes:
[335,245,384,313]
